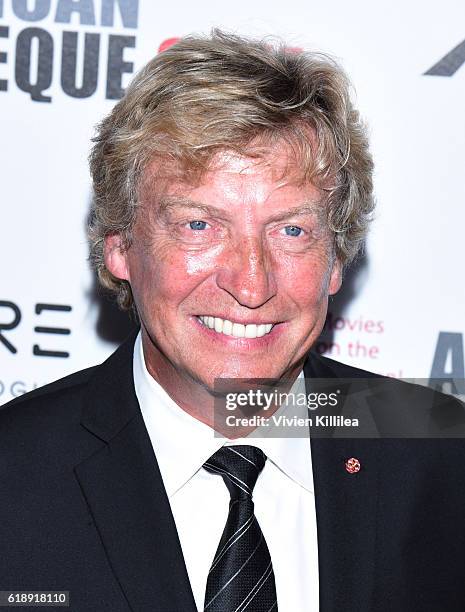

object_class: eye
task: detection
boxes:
[188,220,209,230]
[282,225,303,237]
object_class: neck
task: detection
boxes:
[140,328,303,437]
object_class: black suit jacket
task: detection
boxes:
[1,332,465,611]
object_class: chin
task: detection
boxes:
[198,363,288,387]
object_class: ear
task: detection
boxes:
[104,234,130,281]
[328,257,342,295]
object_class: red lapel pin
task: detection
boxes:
[345,457,361,474]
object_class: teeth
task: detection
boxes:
[198,316,275,338]
[232,323,245,338]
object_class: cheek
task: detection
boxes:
[130,243,226,302]
[184,244,225,275]
[277,253,333,306]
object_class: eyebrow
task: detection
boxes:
[158,196,230,220]
[157,195,322,223]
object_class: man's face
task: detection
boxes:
[106,148,341,391]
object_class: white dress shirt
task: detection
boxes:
[133,332,319,611]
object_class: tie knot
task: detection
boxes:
[203,445,267,500]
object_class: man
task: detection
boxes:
[1,30,465,612]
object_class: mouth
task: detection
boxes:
[196,315,276,339]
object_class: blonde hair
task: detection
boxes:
[89,29,374,309]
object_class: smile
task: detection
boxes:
[196,316,274,338]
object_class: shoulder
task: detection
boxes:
[0,331,138,442]
[5,365,98,408]
[0,364,98,434]
[306,351,465,434]
[0,330,139,424]
[306,351,381,379]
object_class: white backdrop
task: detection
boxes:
[1,0,464,404]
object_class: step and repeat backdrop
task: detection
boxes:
[1,0,464,404]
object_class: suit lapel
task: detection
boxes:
[74,334,380,611]
[305,353,379,611]
[74,334,197,612]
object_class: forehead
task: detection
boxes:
[207,148,293,179]
[141,145,320,207]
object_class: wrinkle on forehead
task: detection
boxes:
[142,129,318,181]
[210,150,268,175]
[138,133,328,218]
[206,144,309,187]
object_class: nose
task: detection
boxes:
[216,237,277,309]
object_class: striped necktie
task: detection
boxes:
[203,445,278,612]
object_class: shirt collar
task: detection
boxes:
[133,331,314,498]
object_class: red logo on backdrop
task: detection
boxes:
[157,38,302,55]
[158,37,180,53]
